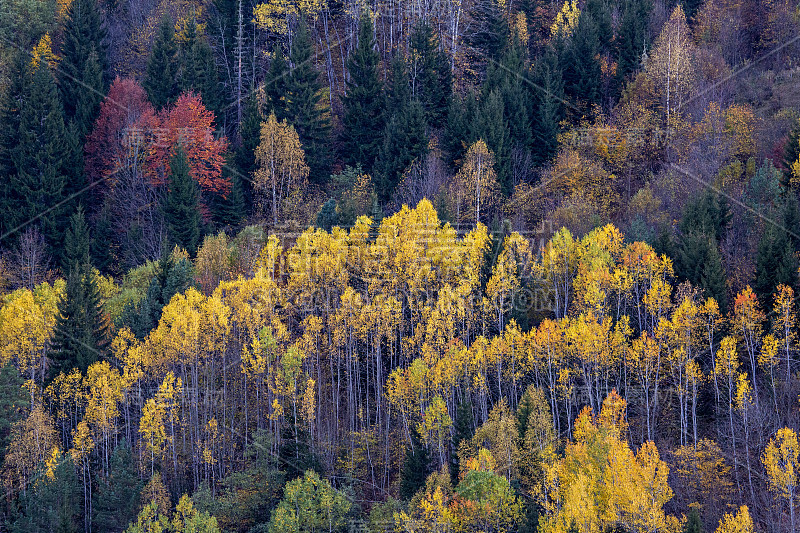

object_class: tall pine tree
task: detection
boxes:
[61,205,91,273]
[59,0,107,125]
[341,13,385,173]
[265,44,289,120]
[49,213,108,381]
[562,11,601,120]
[178,16,222,117]
[163,146,202,254]
[9,59,69,251]
[616,0,652,84]
[144,14,179,109]
[0,50,28,236]
[530,45,564,166]
[286,17,331,184]
[400,427,432,500]
[410,21,452,126]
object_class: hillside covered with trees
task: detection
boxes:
[1,0,800,531]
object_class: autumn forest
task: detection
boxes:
[0,0,799,531]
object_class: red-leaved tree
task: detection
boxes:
[84,77,154,196]
[141,92,230,195]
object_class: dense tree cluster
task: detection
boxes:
[1,0,800,531]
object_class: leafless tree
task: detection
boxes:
[6,226,54,290]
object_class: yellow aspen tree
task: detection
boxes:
[71,420,94,527]
[139,397,168,476]
[700,297,723,407]
[0,283,62,405]
[732,287,765,411]
[84,361,124,474]
[1,405,57,497]
[485,234,529,334]
[644,5,696,130]
[470,399,520,482]
[686,359,703,447]
[763,427,799,533]
[772,284,796,383]
[734,373,755,503]
[454,140,500,225]
[254,113,310,226]
[715,506,753,533]
[760,333,780,416]
[550,0,579,37]
[665,297,701,446]
[671,439,733,518]
[420,395,452,468]
[630,332,661,442]
[716,336,742,492]
[44,368,84,443]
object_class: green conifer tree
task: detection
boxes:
[683,507,704,533]
[9,59,69,250]
[530,45,564,166]
[754,224,794,309]
[144,14,179,109]
[701,237,728,313]
[473,90,511,194]
[375,99,428,202]
[72,49,104,140]
[286,18,331,184]
[49,250,108,380]
[0,363,26,463]
[265,44,289,120]
[90,202,116,274]
[93,442,142,532]
[341,13,385,173]
[562,11,601,119]
[783,120,800,190]
[163,146,202,254]
[178,16,222,117]
[12,451,83,533]
[616,0,652,84]
[467,0,510,67]
[59,0,107,123]
[449,400,475,486]
[120,253,194,339]
[410,21,452,125]
[61,206,91,273]
[400,427,432,500]
[315,199,339,232]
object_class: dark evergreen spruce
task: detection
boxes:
[616,0,652,84]
[49,210,108,381]
[467,0,510,66]
[316,199,339,232]
[562,11,601,119]
[9,60,69,251]
[410,21,452,126]
[93,442,142,532]
[119,253,194,339]
[400,426,432,500]
[265,44,290,120]
[59,0,107,124]
[530,45,564,166]
[144,14,179,109]
[163,146,202,254]
[341,13,385,173]
[783,120,800,190]
[178,15,222,117]
[286,18,331,184]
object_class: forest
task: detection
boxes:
[1,0,800,530]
